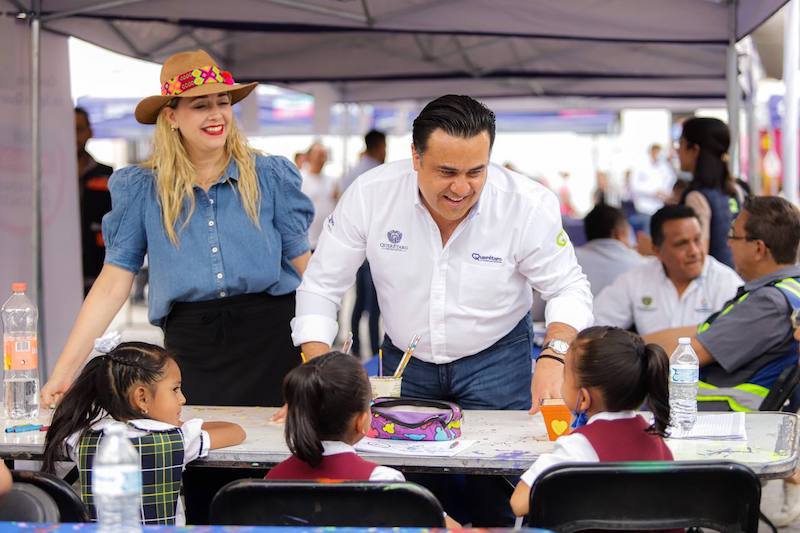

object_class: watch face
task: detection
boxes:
[548,340,569,355]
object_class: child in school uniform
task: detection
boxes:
[41,333,245,526]
[267,351,460,527]
[267,351,404,481]
[511,326,673,517]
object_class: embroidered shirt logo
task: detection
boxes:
[556,229,568,247]
[471,252,503,264]
[326,214,335,232]
[642,296,653,306]
[380,229,408,252]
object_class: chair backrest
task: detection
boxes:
[0,482,60,522]
[528,461,760,532]
[12,470,90,522]
[760,364,800,412]
[210,480,445,527]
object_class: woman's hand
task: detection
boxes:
[270,404,288,423]
[40,373,72,408]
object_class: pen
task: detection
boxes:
[393,334,421,378]
[449,441,459,449]
[378,348,383,377]
[300,352,307,364]
[5,424,42,433]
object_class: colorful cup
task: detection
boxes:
[540,399,573,441]
[369,376,402,399]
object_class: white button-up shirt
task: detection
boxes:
[593,255,743,335]
[291,159,593,364]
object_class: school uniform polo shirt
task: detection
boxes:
[593,256,742,335]
[292,159,593,364]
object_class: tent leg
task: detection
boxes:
[30,3,46,367]
[784,0,799,205]
[726,0,741,179]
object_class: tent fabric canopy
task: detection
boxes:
[3,0,789,103]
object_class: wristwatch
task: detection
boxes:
[542,339,570,357]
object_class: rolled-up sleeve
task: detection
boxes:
[517,190,593,331]
[291,183,368,347]
[267,156,314,260]
[101,167,147,274]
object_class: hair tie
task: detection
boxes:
[94,331,122,354]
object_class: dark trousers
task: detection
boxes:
[382,313,533,526]
[351,261,381,355]
[164,292,301,407]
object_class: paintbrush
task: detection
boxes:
[393,334,421,378]
[342,331,353,354]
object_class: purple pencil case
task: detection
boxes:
[368,397,463,441]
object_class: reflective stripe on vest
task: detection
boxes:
[697,381,769,412]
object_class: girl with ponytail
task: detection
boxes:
[511,326,673,517]
[42,334,245,525]
[267,351,404,481]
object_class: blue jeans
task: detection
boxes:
[351,261,381,355]
[381,313,533,410]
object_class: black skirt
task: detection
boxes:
[163,292,300,407]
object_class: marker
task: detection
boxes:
[378,348,383,377]
[5,424,43,433]
[300,352,307,364]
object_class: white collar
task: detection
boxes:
[586,411,638,425]
[321,440,357,456]
[91,417,179,433]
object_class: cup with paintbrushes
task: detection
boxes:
[369,334,420,399]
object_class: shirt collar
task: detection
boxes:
[744,265,800,291]
[222,158,240,182]
[586,411,638,425]
[321,440,356,456]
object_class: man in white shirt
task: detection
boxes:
[575,203,644,296]
[291,95,593,413]
[594,205,742,335]
[632,144,675,216]
[300,142,338,249]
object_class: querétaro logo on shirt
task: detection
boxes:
[326,214,335,232]
[471,252,503,264]
[380,229,408,252]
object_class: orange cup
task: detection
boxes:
[540,399,573,441]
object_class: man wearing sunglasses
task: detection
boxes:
[644,196,800,412]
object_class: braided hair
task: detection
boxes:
[42,342,173,473]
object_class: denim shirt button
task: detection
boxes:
[208,220,215,227]
[216,272,223,279]
[212,246,219,253]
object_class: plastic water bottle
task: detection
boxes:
[669,337,699,432]
[93,422,142,532]
[2,282,39,419]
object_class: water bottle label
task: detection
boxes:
[93,464,141,496]
[670,364,699,384]
[3,336,38,371]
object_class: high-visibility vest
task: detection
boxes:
[695,276,800,412]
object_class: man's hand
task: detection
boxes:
[301,342,331,360]
[529,356,565,414]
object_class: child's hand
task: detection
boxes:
[270,404,288,423]
[41,376,71,408]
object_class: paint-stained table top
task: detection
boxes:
[1,407,797,478]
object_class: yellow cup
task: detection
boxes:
[369,376,402,399]
[540,399,573,441]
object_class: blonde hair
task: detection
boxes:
[144,105,261,245]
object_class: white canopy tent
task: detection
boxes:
[0,0,790,366]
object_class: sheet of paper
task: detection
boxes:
[667,412,747,441]
[355,437,477,457]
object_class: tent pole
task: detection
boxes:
[745,43,761,195]
[30,1,46,369]
[784,0,800,205]
[726,0,741,179]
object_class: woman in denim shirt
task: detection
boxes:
[42,50,314,407]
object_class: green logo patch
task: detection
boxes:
[556,229,568,247]
[642,296,653,306]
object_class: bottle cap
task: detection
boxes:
[11,282,26,293]
[678,337,691,344]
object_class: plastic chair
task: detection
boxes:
[528,461,760,532]
[12,470,90,522]
[209,479,445,527]
[0,482,60,522]
[759,364,800,412]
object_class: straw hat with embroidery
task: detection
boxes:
[135,49,257,125]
